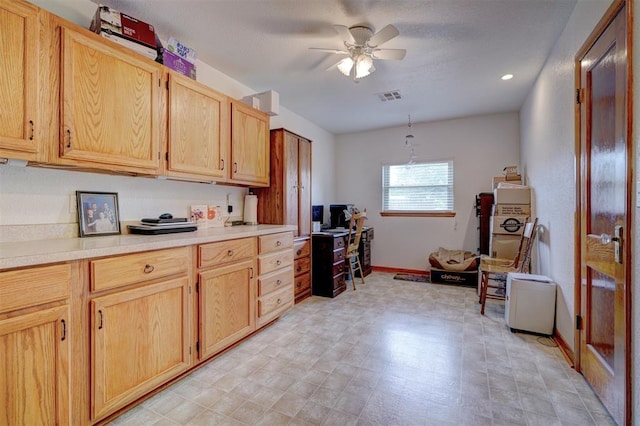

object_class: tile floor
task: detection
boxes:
[110,272,615,426]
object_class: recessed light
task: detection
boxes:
[501,74,514,80]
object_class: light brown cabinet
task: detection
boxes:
[229,101,270,186]
[257,232,294,327]
[0,263,71,426]
[197,238,256,359]
[0,0,41,161]
[89,248,191,421]
[293,237,312,303]
[54,23,163,175]
[166,71,229,181]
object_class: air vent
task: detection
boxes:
[376,90,402,102]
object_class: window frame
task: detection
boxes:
[380,159,456,218]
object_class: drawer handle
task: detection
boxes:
[296,249,302,256]
[276,298,282,305]
[296,282,301,288]
[61,319,66,341]
[276,260,281,265]
[338,265,343,272]
[276,240,282,247]
[296,265,302,272]
[98,310,104,330]
[144,264,154,274]
[227,250,234,257]
[276,279,282,286]
[220,158,225,170]
[250,267,254,279]
[29,120,34,140]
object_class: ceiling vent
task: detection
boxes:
[377,90,402,102]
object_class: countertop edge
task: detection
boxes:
[0,224,297,270]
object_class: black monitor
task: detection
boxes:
[329,204,354,229]
[312,205,323,222]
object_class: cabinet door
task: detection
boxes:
[167,72,229,180]
[0,0,39,158]
[60,26,161,174]
[199,259,256,359]
[0,305,70,426]
[284,132,299,233]
[230,101,269,186]
[91,278,190,420]
[297,137,312,237]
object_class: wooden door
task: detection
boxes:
[230,101,269,186]
[91,278,190,420]
[297,137,312,237]
[60,26,161,174]
[198,260,256,360]
[0,305,70,426]
[0,0,39,158]
[284,132,300,234]
[167,72,229,181]
[576,2,630,424]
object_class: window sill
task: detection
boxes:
[380,211,456,218]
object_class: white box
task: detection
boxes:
[494,187,531,205]
[505,273,556,335]
[255,90,279,116]
[490,215,529,236]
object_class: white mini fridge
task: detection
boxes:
[505,273,556,335]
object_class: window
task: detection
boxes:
[382,160,454,215]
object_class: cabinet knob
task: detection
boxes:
[296,249,302,256]
[296,282,301,288]
[276,240,281,247]
[276,279,282,286]
[276,298,282,305]
[296,266,302,272]
[276,259,281,265]
[144,264,154,274]
[227,250,234,257]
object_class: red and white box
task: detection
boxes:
[90,5,158,50]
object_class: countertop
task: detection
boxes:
[0,224,297,270]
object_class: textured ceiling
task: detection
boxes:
[94,0,577,134]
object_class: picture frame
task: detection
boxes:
[76,191,121,237]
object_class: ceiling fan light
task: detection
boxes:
[355,55,374,79]
[337,57,354,76]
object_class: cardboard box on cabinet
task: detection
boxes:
[490,215,529,236]
[90,5,157,49]
[161,49,197,79]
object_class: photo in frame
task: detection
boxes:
[76,191,121,237]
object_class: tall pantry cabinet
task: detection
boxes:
[254,129,312,303]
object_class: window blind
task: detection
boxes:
[382,160,454,211]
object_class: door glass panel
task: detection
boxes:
[588,269,615,367]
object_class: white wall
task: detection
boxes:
[335,112,520,271]
[0,0,336,239]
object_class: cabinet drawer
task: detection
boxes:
[199,238,256,268]
[332,248,345,263]
[332,273,345,290]
[0,264,71,313]
[258,285,293,317]
[294,256,310,276]
[294,272,311,296]
[259,269,293,296]
[332,261,345,277]
[91,247,189,292]
[333,236,346,250]
[259,232,294,254]
[293,238,310,259]
[259,250,294,275]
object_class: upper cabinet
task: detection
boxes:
[55,24,162,174]
[229,101,270,187]
[165,71,229,182]
[0,0,41,160]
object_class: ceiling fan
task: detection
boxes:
[310,24,406,81]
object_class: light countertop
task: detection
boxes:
[0,224,297,270]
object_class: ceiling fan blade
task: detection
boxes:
[325,59,345,71]
[371,48,406,60]
[367,24,399,47]
[333,24,356,44]
[309,47,349,55]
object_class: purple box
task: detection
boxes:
[162,49,196,80]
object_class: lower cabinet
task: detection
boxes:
[257,232,294,327]
[90,277,191,420]
[198,259,256,360]
[293,237,311,303]
[312,232,347,298]
[0,263,72,426]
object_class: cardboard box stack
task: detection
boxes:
[490,175,531,259]
[160,37,197,80]
[492,165,522,189]
[90,5,160,61]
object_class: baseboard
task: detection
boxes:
[372,266,429,276]
[553,328,575,367]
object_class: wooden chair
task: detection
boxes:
[345,209,367,290]
[478,218,538,315]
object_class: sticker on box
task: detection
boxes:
[166,37,197,64]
